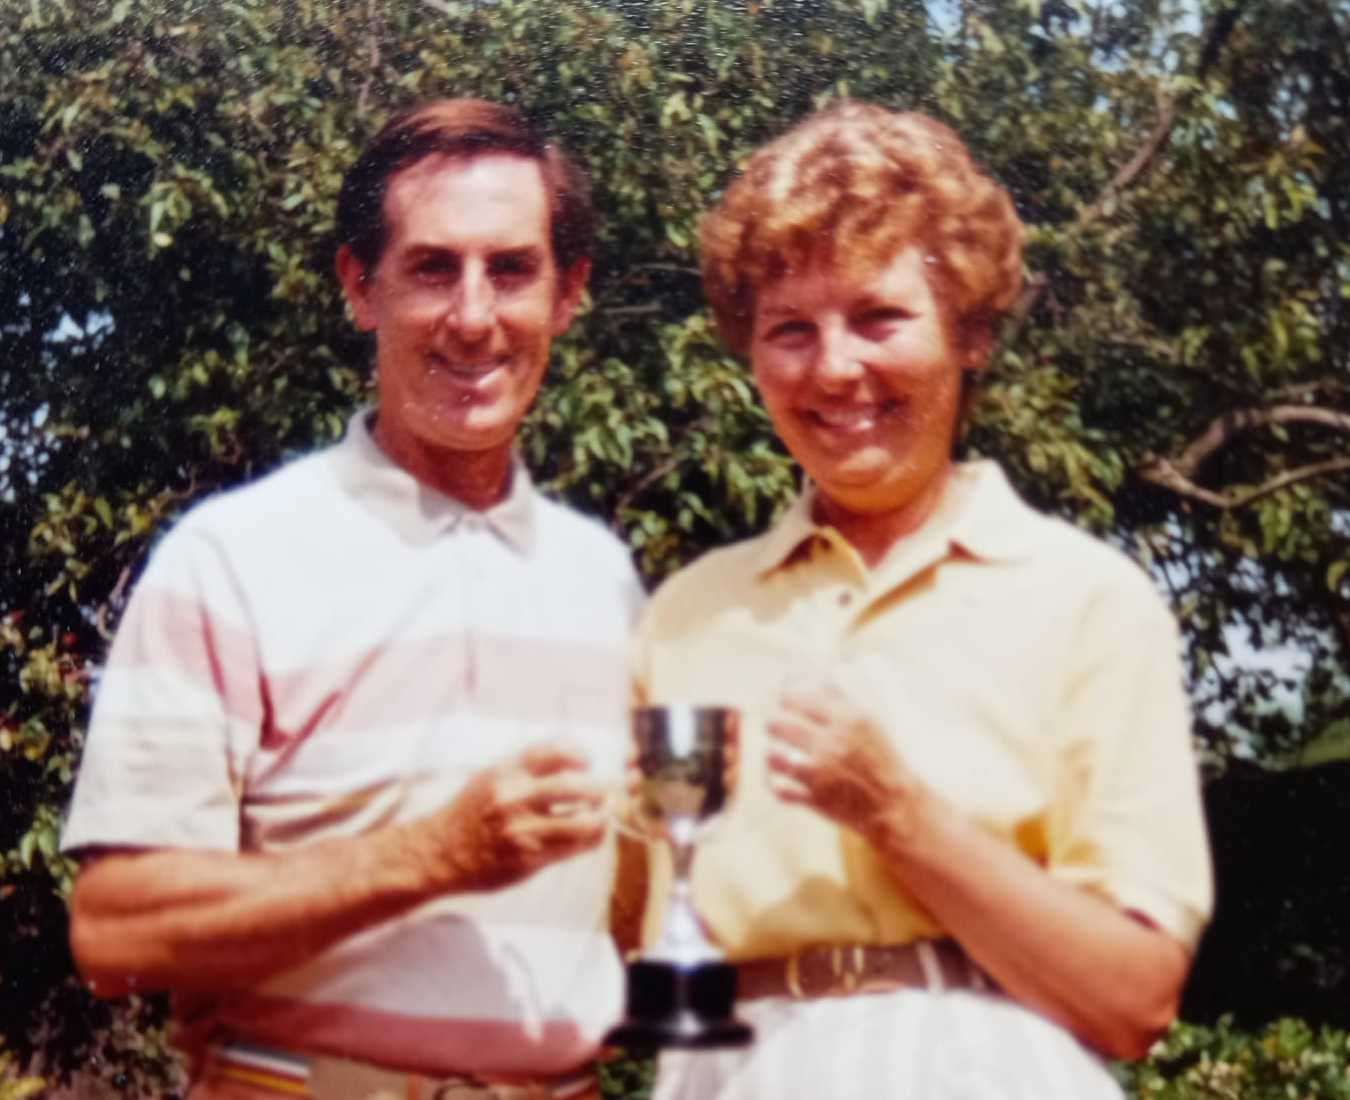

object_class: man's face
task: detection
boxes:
[339,152,586,462]
[750,245,982,517]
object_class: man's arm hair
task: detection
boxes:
[70,743,608,997]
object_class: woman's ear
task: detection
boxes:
[959,319,996,373]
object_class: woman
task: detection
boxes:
[630,102,1212,1099]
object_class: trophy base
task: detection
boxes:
[605,959,754,1052]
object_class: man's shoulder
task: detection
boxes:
[530,491,639,577]
[178,447,339,540]
[136,446,344,594]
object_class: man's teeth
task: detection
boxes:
[430,356,505,378]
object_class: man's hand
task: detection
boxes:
[70,741,612,998]
[431,741,609,893]
[765,683,927,846]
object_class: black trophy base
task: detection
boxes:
[605,959,754,1051]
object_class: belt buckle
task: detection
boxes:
[431,1078,503,1100]
[786,944,867,998]
[831,944,866,995]
[432,1080,555,1100]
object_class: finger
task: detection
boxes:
[766,744,812,783]
[521,773,607,814]
[765,714,815,752]
[514,812,608,850]
[779,690,834,726]
[767,772,812,805]
[518,740,591,776]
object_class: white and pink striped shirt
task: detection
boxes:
[63,410,644,1077]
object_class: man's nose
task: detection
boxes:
[445,268,494,343]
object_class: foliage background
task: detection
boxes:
[1,0,1347,1095]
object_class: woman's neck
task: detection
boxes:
[812,465,954,569]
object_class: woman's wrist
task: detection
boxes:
[865,777,946,867]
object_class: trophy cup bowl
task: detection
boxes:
[604,705,754,1051]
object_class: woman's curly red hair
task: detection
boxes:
[700,102,1025,357]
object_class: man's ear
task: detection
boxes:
[336,245,378,333]
[551,257,592,336]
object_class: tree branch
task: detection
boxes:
[1007,89,1177,342]
[1170,405,1350,479]
[1009,5,1245,342]
[357,0,381,117]
[1138,402,1350,508]
[1139,455,1350,510]
[598,303,664,318]
[413,0,461,17]
[611,415,714,524]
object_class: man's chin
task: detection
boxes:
[413,428,518,457]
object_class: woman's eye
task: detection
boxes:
[765,321,814,344]
[857,308,910,330]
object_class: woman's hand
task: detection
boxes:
[766,684,1188,1062]
[764,682,929,847]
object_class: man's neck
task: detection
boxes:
[372,416,513,511]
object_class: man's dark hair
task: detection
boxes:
[337,98,595,272]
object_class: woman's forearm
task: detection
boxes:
[869,791,1190,1060]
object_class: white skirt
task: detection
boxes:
[653,988,1124,1100]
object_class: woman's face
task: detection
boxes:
[750,245,978,519]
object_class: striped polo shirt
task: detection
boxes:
[63,410,644,1078]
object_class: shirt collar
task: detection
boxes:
[331,408,537,554]
[754,461,1040,578]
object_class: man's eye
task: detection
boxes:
[414,257,457,280]
[490,255,538,280]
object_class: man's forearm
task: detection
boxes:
[71,744,609,998]
[70,820,448,997]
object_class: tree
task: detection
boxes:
[1,0,1346,1090]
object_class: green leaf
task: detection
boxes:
[1330,561,1349,594]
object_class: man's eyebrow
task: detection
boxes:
[490,245,545,262]
[402,244,459,262]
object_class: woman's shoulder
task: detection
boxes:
[640,528,781,629]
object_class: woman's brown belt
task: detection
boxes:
[735,939,991,1000]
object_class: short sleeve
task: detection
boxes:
[61,522,262,855]
[1046,569,1214,950]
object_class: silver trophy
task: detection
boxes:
[605,705,753,1050]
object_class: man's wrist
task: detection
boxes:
[377,814,464,901]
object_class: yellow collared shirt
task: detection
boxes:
[633,461,1213,960]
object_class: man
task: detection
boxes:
[62,99,643,1100]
